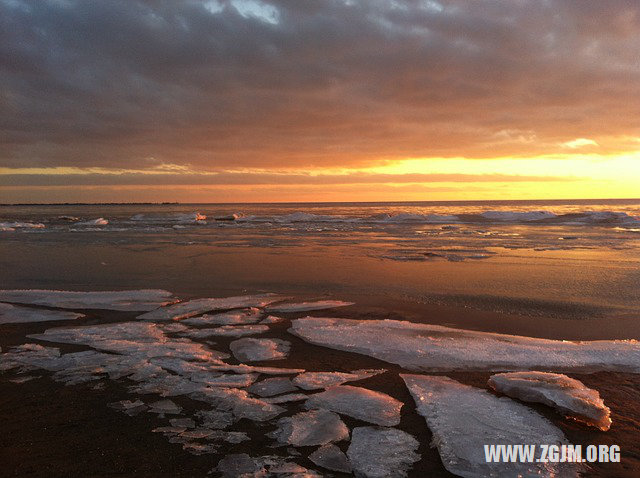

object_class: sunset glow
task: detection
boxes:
[1,0,639,203]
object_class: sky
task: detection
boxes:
[1,0,639,203]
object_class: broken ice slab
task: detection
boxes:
[108,399,147,416]
[308,444,352,474]
[215,454,319,478]
[304,385,402,426]
[262,393,308,404]
[293,369,386,390]
[0,302,84,324]
[205,363,304,375]
[260,315,284,324]
[153,426,187,434]
[290,317,640,373]
[401,374,582,478]
[180,324,269,338]
[148,399,182,416]
[181,308,263,326]
[8,375,41,383]
[0,289,173,311]
[137,294,280,321]
[170,417,196,428]
[247,377,298,397]
[229,338,291,362]
[488,371,612,431]
[0,343,61,373]
[194,409,235,429]
[189,371,259,388]
[266,300,354,313]
[182,442,219,455]
[269,409,349,446]
[190,387,285,422]
[347,426,419,478]
[28,321,228,362]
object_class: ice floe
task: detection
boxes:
[308,444,352,473]
[0,302,84,324]
[267,300,354,313]
[290,317,640,373]
[179,324,269,338]
[262,393,309,404]
[401,374,580,477]
[189,371,259,388]
[148,399,183,416]
[181,307,263,326]
[0,289,174,311]
[488,371,612,430]
[215,454,320,478]
[347,426,419,478]
[304,385,402,426]
[137,295,279,321]
[269,409,349,446]
[28,321,227,362]
[190,387,285,421]
[229,338,291,362]
[247,377,298,397]
[293,369,385,390]
[108,399,147,416]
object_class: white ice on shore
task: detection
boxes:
[308,444,352,473]
[137,295,280,321]
[401,374,581,478]
[247,377,298,397]
[181,308,263,326]
[0,302,84,324]
[269,409,349,446]
[0,289,173,311]
[293,369,385,390]
[347,426,419,478]
[179,324,269,338]
[229,338,290,362]
[290,317,640,373]
[28,321,227,362]
[304,385,402,426]
[488,371,612,430]
[267,300,354,313]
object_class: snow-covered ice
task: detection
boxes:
[137,295,279,321]
[347,426,419,478]
[304,385,402,426]
[0,302,84,324]
[181,308,263,326]
[290,317,640,373]
[401,374,581,478]
[308,444,352,473]
[267,300,354,313]
[488,371,612,430]
[269,409,349,446]
[0,289,173,311]
[229,338,291,362]
[247,377,298,397]
[293,369,385,390]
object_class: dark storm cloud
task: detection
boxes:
[1,0,639,170]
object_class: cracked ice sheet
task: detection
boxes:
[28,322,228,362]
[267,300,354,313]
[181,308,263,326]
[137,294,280,321]
[488,371,612,431]
[347,426,419,478]
[290,317,640,373]
[230,338,290,362]
[179,324,269,338]
[269,409,349,446]
[304,385,402,426]
[247,377,298,397]
[0,289,173,311]
[308,444,352,474]
[190,387,285,421]
[401,374,582,478]
[0,303,84,324]
[293,369,386,390]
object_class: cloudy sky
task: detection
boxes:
[1,0,639,203]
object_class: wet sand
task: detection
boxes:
[1,303,639,477]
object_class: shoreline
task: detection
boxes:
[1,299,638,477]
